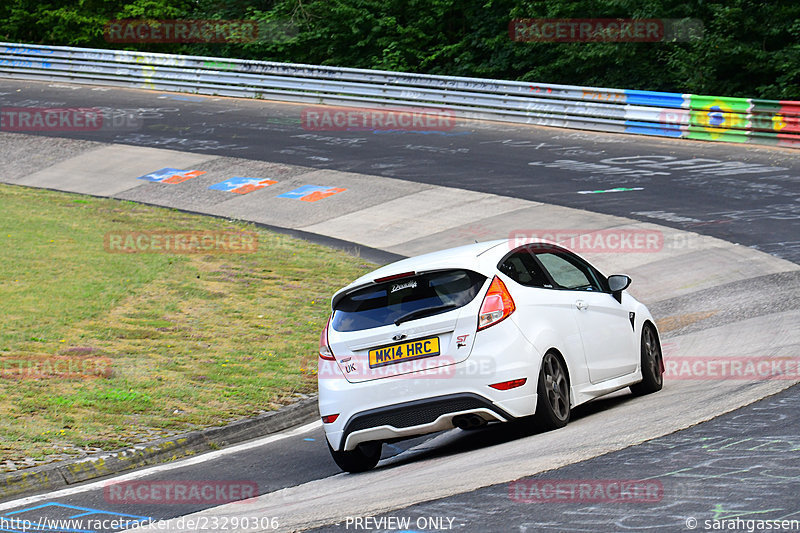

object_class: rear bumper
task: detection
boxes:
[319,319,541,450]
[340,393,513,451]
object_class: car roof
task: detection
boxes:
[331,238,557,306]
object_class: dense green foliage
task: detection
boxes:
[1,0,797,99]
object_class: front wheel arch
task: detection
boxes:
[630,321,663,396]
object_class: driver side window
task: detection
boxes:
[536,252,601,291]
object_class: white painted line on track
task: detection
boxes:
[0,420,321,511]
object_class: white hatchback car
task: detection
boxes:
[318,239,663,472]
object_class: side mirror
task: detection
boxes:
[608,275,631,303]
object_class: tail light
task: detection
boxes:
[478,276,516,330]
[319,315,335,361]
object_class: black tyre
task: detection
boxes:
[327,441,382,473]
[534,352,571,430]
[630,324,663,396]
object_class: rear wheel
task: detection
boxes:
[327,441,382,473]
[534,352,571,430]
[630,324,663,396]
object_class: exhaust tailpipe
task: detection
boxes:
[453,413,487,430]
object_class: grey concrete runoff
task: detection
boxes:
[0,132,798,527]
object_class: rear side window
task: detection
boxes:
[498,250,551,288]
[331,269,487,332]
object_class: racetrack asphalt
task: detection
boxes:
[0,78,798,532]
[1,79,798,263]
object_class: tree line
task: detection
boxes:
[1,0,797,99]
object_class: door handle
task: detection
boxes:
[575,300,588,310]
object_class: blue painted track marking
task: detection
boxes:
[2,502,150,532]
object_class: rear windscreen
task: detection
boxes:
[331,269,487,332]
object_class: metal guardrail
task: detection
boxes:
[1,42,798,148]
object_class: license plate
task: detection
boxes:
[368,336,440,368]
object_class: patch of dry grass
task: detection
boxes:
[0,184,373,467]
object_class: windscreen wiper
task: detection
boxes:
[394,304,457,326]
